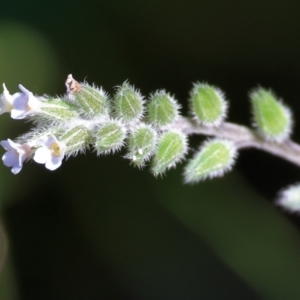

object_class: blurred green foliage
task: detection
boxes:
[2,0,300,299]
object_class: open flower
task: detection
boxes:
[11,84,41,119]
[1,139,32,174]
[33,135,66,170]
[0,84,14,115]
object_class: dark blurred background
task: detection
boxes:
[1,0,300,299]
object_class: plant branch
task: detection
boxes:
[175,117,300,167]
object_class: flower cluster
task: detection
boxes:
[1,75,293,189]
[0,75,189,174]
[0,77,80,173]
[1,136,65,174]
[0,83,67,173]
[0,75,245,182]
[1,74,299,215]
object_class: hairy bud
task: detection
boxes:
[125,125,157,167]
[37,98,79,122]
[59,126,91,156]
[151,130,187,176]
[146,90,180,128]
[276,183,300,214]
[189,83,227,126]
[184,139,237,183]
[75,84,110,118]
[113,82,144,122]
[250,88,292,142]
[94,120,126,154]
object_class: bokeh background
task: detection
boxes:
[1,0,300,299]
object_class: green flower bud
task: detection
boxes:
[276,183,300,214]
[147,90,180,128]
[38,98,79,122]
[75,84,110,118]
[59,126,92,155]
[94,120,126,154]
[114,82,144,122]
[189,83,227,126]
[184,139,237,183]
[125,125,157,167]
[250,88,292,142]
[152,130,187,176]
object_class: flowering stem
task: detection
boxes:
[175,117,300,167]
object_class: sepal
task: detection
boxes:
[125,125,157,167]
[151,130,187,176]
[94,120,126,154]
[250,88,292,142]
[184,139,237,183]
[113,82,144,122]
[75,83,110,118]
[59,126,91,156]
[146,90,180,128]
[37,98,79,122]
[189,83,227,126]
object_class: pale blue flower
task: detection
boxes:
[34,135,66,170]
[1,139,32,174]
[11,85,41,119]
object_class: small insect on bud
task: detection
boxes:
[65,74,81,98]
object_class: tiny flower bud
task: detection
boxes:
[113,82,144,122]
[276,183,300,214]
[184,139,237,183]
[189,83,227,126]
[151,130,187,176]
[94,120,126,154]
[146,90,180,128]
[125,125,157,167]
[59,126,91,155]
[75,83,110,118]
[37,98,79,122]
[250,88,292,142]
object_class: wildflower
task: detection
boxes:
[0,84,14,115]
[0,139,32,174]
[33,135,66,170]
[11,84,41,119]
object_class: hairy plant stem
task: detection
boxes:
[175,117,300,167]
